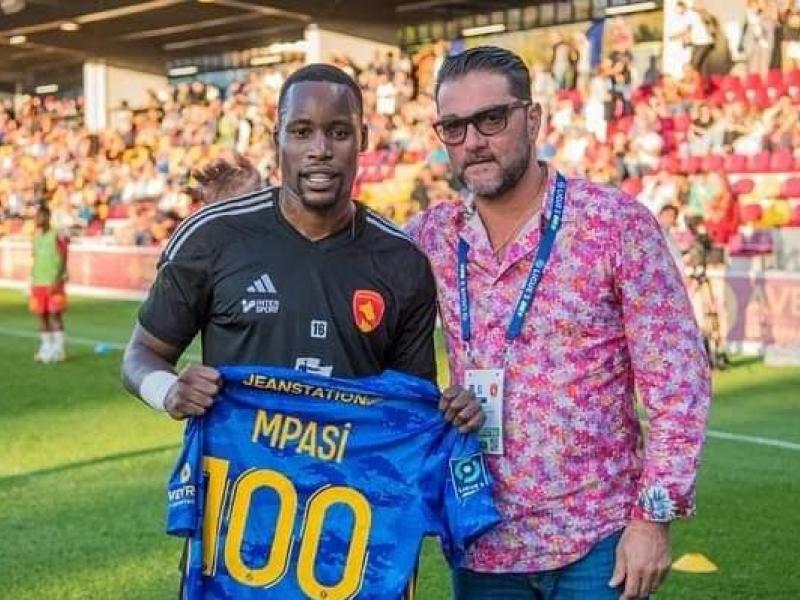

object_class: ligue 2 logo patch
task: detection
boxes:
[450,453,490,501]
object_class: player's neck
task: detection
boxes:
[279,190,355,242]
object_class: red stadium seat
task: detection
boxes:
[745,73,764,90]
[673,113,691,133]
[780,177,800,198]
[767,69,784,88]
[724,154,748,173]
[85,219,104,236]
[683,156,703,174]
[732,178,755,196]
[616,116,633,134]
[620,177,643,197]
[659,154,681,174]
[748,151,771,173]
[721,74,743,92]
[790,204,800,226]
[785,69,800,87]
[107,203,129,219]
[756,88,771,109]
[770,150,794,172]
[766,70,785,99]
[739,204,763,224]
[705,90,723,106]
[702,154,724,172]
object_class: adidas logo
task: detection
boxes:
[247,273,277,294]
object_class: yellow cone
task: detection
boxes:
[672,553,718,573]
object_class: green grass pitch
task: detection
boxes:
[1,288,799,599]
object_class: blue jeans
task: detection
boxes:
[453,530,638,600]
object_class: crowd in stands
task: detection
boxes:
[2,11,800,260]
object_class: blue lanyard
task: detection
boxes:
[458,172,567,344]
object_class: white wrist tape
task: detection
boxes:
[139,371,178,412]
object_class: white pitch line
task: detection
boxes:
[706,429,800,451]
[0,325,201,362]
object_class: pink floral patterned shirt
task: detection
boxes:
[407,171,711,572]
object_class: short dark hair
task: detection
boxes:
[659,204,679,216]
[435,46,532,104]
[278,63,363,120]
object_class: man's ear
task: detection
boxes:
[527,102,542,142]
[360,123,369,152]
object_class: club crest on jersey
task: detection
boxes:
[352,289,385,333]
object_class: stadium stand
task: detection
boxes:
[2,23,800,268]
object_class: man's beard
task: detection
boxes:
[456,143,531,199]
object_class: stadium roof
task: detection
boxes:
[0,0,536,84]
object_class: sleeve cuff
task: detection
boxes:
[631,484,696,522]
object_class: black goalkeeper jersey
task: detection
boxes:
[139,187,437,382]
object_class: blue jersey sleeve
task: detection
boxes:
[166,418,202,538]
[425,429,501,566]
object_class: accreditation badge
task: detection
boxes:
[464,368,504,455]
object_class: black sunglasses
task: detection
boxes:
[433,100,531,145]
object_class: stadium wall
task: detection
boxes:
[305,25,399,66]
[0,241,154,301]
[2,242,800,352]
[106,65,168,113]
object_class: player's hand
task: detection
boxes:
[164,364,221,420]
[609,520,672,599]
[438,385,486,433]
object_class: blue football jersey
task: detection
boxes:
[167,365,500,600]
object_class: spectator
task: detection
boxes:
[643,55,661,87]
[741,0,776,77]
[550,32,578,90]
[704,173,739,245]
[781,0,800,70]
[672,1,715,77]
[658,204,687,270]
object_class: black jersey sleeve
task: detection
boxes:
[138,230,212,348]
[385,253,438,383]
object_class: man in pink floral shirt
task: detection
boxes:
[407,47,711,600]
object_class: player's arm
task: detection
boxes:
[121,323,220,420]
[122,222,218,420]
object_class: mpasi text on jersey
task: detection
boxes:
[250,409,352,463]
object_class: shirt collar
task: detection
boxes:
[458,167,572,273]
